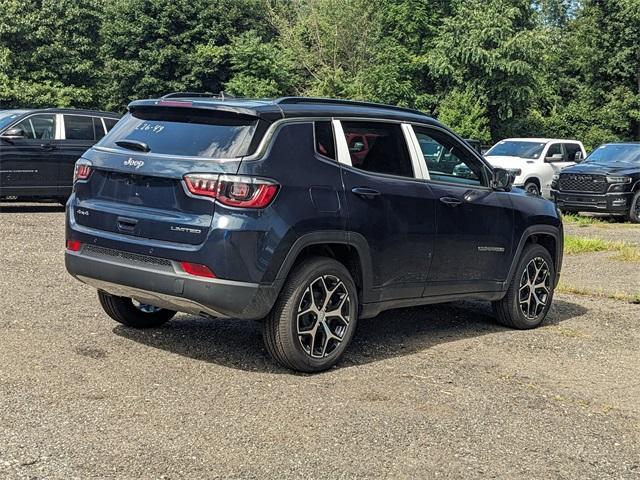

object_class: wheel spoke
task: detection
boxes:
[518,257,551,320]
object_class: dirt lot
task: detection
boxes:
[1,203,639,479]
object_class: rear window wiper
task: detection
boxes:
[115,139,150,152]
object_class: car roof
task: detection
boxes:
[0,108,119,117]
[498,138,583,144]
[128,95,439,126]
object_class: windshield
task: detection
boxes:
[101,109,258,158]
[0,111,24,131]
[585,144,640,164]
[486,140,546,159]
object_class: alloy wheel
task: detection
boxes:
[132,300,163,314]
[518,257,551,319]
[297,275,351,359]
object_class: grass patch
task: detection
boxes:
[557,282,640,303]
[562,213,630,228]
[564,234,640,260]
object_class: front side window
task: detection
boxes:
[103,118,118,132]
[545,143,563,162]
[64,115,95,140]
[341,121,413,178]
[12,114,56,140]
[414,126,487,186]
[102,109,258,158]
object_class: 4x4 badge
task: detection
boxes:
[123,158,144,169]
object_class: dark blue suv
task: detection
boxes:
[65,94,563,372]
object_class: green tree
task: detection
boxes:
[99,0,266,111]
[429,0,545,140]
[0,0,104,108]
[437,88,491,143]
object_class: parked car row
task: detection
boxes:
[0,108,119,204]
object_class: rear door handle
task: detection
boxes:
[439,196,463,207]
[351,187,381,199]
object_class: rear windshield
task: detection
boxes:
[100,108,258,158]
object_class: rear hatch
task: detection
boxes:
[72,103,268,245]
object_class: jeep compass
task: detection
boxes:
[65,94,564,372]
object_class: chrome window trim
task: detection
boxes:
[332,119,352,167]
[402,123,429,180]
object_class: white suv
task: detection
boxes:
[484,138,587,198]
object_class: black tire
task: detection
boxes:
[97,290,176,328]
[524,181,540,196]
[627,191,640,224]
[262,256,358,373]
[493,244,555,329]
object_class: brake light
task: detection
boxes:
[183,174,279,208]
[180,262,216,278]
[158,100,193,108]
[66,239,82,252]
[74,162,92,182]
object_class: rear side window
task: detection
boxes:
[341,121,413,178]
[102,108,258,158]
[64,115,95,140]
[314,121,335,160]
[103,118,118,131]
[93,117,106,140]
[564,143,582,162]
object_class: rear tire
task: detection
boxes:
[98,290,176,328]
[262,257,358,373]
[493,244,555,329]
[627,191,640,224]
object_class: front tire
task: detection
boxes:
[262,257,358,373]
[628,191,640,224]
[98,290,176,328]
[493,244,555,329]
[524,181,540,196]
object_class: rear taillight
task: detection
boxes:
[183,174,279,208]
[74,161,92,182]
[180,262,216,278]
[66,239,82,252]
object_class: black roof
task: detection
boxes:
[128,95,438,125]
[0,108,120,117]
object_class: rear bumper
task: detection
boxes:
[551,190,632,213]
[65,247,279,320]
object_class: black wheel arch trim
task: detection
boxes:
[274,230,375,303]
[504,224,563,290]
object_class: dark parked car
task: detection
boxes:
[0,108,120,204]
[65,95,563,372]
[551,143,640,223]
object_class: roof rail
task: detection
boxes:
[161,91,237,100]
[275,97,427,117]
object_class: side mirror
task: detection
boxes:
[349,141,365,153]
[574,151,583,162]
[492,168,514,191]
[0,127,25,140]
[545,153,564,162]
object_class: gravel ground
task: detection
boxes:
[565,221,640,247]
[1,203,639,479]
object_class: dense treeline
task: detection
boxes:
[0,0,638,148]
